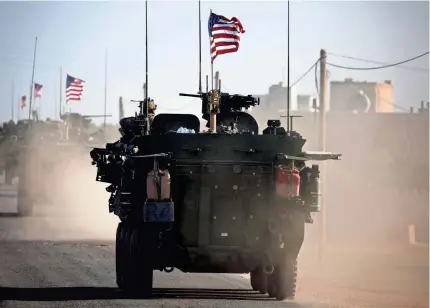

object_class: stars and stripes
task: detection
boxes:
[20,95,26,109]
[34,83,43,98]
[208,11,245,62]
[66,74,85,102]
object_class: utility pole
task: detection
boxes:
[318,49,327,261]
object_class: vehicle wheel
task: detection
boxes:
[5,169,13,184]
[267,257,298,301]
[121,225,133,290]
[250,266,268,294]
[115,223,125,289]
[129,226,153,296]
[121,225,153,296]
[17,182,33,217]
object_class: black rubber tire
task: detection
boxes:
[130,227,153,296]
[121,226,133,290]
[115,223,125,289]
[17,181,33,217]
[267,257,298,301]
[250,269,259,291]
[250,267,268,294]
[120,225,153,296]
[5,168,13,184]
[267,209,305,300]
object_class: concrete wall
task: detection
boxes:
[330,78,395,113]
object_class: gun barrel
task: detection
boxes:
[179,93,201,98]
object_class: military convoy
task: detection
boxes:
[0,113,111,216]
[90,83,341,300]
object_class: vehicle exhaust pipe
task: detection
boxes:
[262,252,274,275]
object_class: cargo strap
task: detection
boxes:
[152,158,162,200]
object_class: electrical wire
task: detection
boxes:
[314,60,319,96]
[290,59,320,88]
[327,52,429,73]
[327,51,429,70]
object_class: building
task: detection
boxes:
[255,82,297,113]
[293,105,429,245]
[330,78,395,113]
[297,94,317,112]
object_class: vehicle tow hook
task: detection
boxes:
[263,264,274,275]
[262,252,275,275]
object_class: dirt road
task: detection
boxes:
[0,217,427,308]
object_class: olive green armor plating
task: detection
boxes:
[90,91,341,300]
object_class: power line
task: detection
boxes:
[314,60,319,96]
[290,59,320,88]
[327,52,429,73]
[327,51,429,70]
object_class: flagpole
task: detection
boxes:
[39,97,42,120]
[11,80,15,122]
[54,79,57,119]
[59,66,63,118]
[211,61,214,91]
[210,9,213,91]
[198,0,202,93]
[145,0,149,134]
[104,47,108,131]
[28,36,38,122]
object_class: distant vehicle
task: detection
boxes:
[90,85,341,300]
[5,113,110,216]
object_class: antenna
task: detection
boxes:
[287,0,293,132]
[286,0,290,132]
[104,48,108,131]
[281,114,302,132]
[145,0,149,134]
[59,66,62,119]
[198,0,202,93]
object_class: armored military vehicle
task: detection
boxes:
[15,113,111,216]
[0,121,19,184]
[89,83,341,300]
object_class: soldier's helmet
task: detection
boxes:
[148,99,157,111]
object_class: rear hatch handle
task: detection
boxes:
[233,147,262,154]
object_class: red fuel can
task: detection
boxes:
[276,165,301,198]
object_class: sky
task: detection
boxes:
[0,0,428,124]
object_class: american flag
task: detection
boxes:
[66,74,85,102]
[20,95,26,109]
[208,11,245,62]
[34,83,43,98]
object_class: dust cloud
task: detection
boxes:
[253,108,429,306]
[0,129,120,242]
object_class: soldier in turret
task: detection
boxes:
[147,98,157,127]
